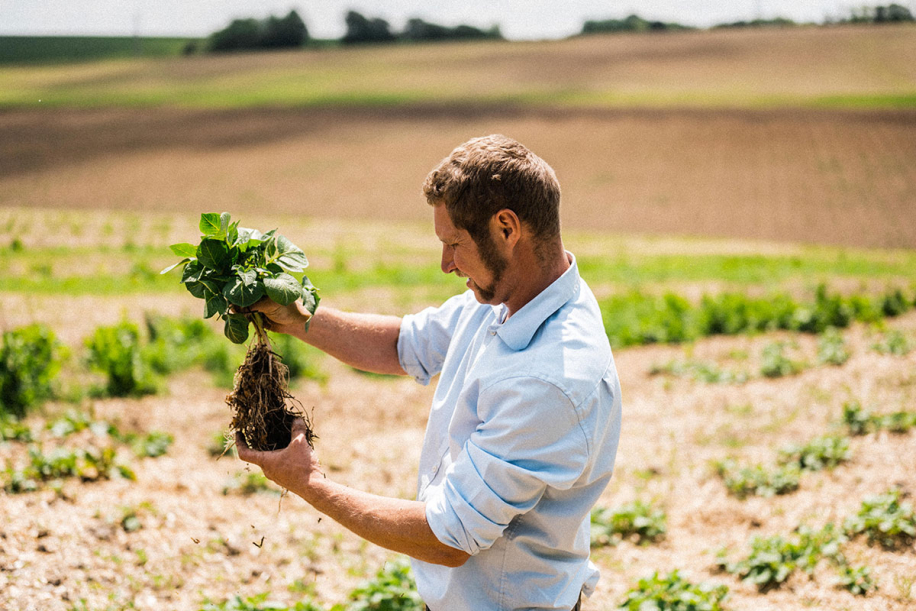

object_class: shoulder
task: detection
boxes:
[522,279,613,402]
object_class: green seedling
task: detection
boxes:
[163,213,319,451]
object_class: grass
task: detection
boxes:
[3,240,916,298]
[0,36,199,66]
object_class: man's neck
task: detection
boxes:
[503,241,569,317]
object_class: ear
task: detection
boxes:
[491,209,521,248]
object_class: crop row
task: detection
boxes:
[715,401,915,500]
[1,408,173,493]
[0,316,325,420]
[601,284,916,347]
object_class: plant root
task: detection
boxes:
[226,333,315,452]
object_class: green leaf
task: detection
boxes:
[277,251,309,272]
[160,258,189,275]
[186,281,207,299]
[218,212,231,239]
[223,271,265,307]
[224,314,249,344]
[169,243,198,257]
[181,260,204,284]
[227,219,239,244]
[198,277,221,296]
[199,213,221,236]
[204,292,228,319]
[197,239,230,272]
[263,273,302,306]
[301,275,320,316]
[276,234,302,256]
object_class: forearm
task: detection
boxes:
[279,305,405,375]
[296,476,469,568]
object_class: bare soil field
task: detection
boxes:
[1,292,914,610]
[2,105,915,249]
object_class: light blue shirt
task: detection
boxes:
[397,253,622,611]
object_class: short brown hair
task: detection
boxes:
[422,134,561,246]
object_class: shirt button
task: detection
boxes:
[490,330,496,336]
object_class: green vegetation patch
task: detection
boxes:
[591,500,667,547]
[844,488,916,550]
[620,570,730,611]
[0,323,66,418]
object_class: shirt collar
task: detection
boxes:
[493,252,580,351]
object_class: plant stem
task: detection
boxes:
[251,312,269,346]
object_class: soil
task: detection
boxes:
[1,293,914,611]
[2,105,916,249]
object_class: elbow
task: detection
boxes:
[437,548,471,568]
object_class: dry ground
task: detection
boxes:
[1,289,915,610]
[2,105,916,249]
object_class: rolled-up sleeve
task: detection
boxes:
[398,292,470,385]
[426,376,589,555]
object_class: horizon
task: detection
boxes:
[3,1,915,41]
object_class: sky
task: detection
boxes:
[2,0,913,40]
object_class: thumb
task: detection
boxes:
[291,417,309,441]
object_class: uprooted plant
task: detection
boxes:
[162,212,319,451]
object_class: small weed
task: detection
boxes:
[650,359,748,384]
[3,444,135,493]
[871,329,914,356]
[0,414,34,442]
[835,564,877,596]
[842,401,873,435]
[778,435,851,472]
[200,592,324,610]
[127,431,174,458]
[590,500,666,547]
[715,460,800,499]
[844,488,916,550]
[841,401,916,435]
[760,341,805,378]
[720,525,844,591]
[340,556,423,611]
[620,570,730,611]
[817,328,850,366]
[222,470,279,496]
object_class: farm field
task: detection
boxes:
[2,208,916,610]
[1,22,916,611]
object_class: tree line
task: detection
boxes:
[582,4,913,35]
[200,5,914,54]
[203,10,501,53]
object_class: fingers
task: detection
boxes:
[235,431,258,464]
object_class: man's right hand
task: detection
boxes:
[246,297,312,334]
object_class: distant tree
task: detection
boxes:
[401,18,503,42]
[210,18,262,52]
[581,14,691,35]
[343,11,396,44]
[261,10,309,48]
[713,17,797,29]
[847,4,914,23]
[208,10,310,52]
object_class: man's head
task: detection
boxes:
[422,134,562,257]
[424,135,564,308]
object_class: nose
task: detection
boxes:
[441,244,456,275]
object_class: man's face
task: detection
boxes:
[434,204,507,305]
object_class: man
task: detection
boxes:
[238,134,622,610]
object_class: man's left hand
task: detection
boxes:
[235,418,321,493]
